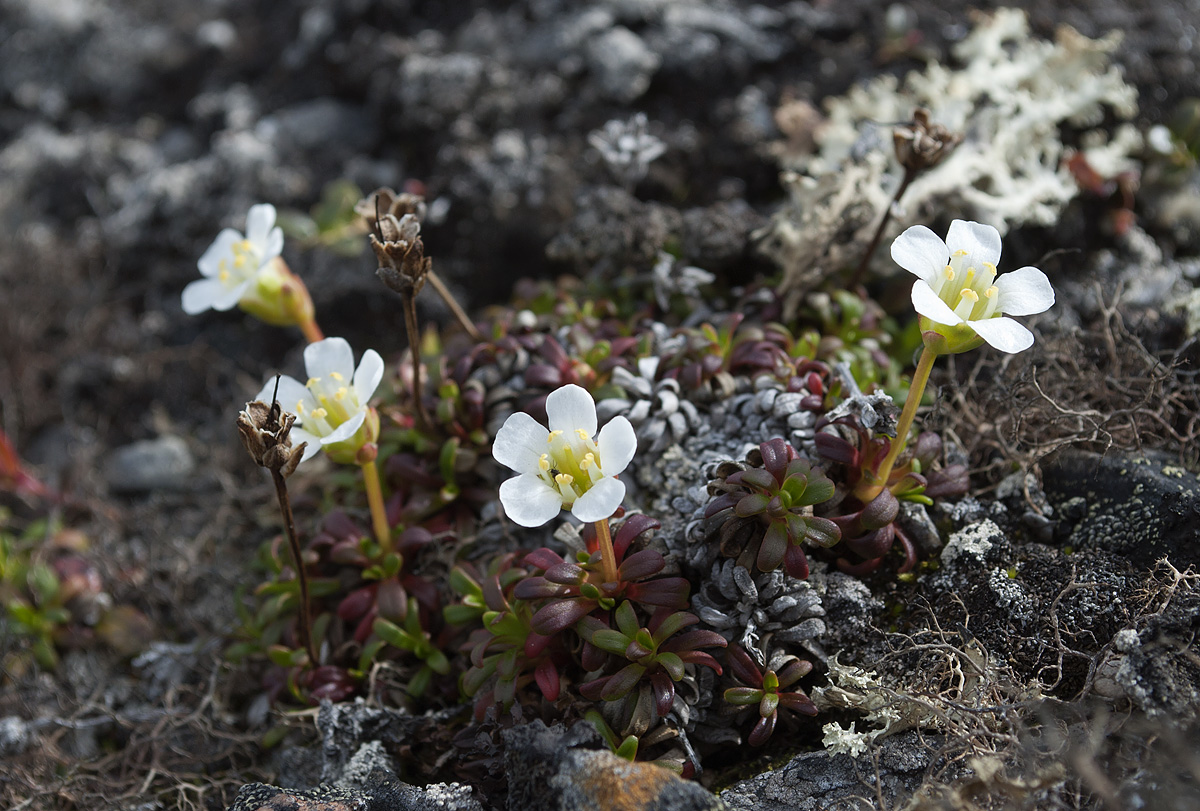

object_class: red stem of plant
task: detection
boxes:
[271,469,318,665]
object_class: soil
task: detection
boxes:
[2,1,1199,809]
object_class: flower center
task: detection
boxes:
[539,428,606,506]
[218,239,263,287]
[295,371,359,437]
[931,252,1000,322]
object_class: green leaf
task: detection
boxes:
[374,618,418,652]
[590,629,631,656]
[615,735,639,761]
[800,475,835,506]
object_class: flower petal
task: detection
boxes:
[967,316,1034,354]
[291,428,323,461]
[500,474,564,527]
[256,375,313,416]
[890,225,948,283]
[945,220,1002,268]
[595,416,636,476]
[304,337,355,382]
[321,408,367,445]
[245,204,277,248]
[197,228,243,278]
[910,281,963,326]
[181,278,227,314]
[209,277,255,311]
[571,476,626,522]
[353,349,385,403]
[493,411,551,474]
[545,384,597,438]
[264,227,284,262]
[994,267,1054,316]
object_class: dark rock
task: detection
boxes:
[104,435,196,493]
[503,720,723,810]
[1042,450,1200,569]
[228,775,481,811]
[680,200,765,271]
[719,731,934,810]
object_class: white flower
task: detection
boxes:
[183,204,284,315]
[255,337,384,464]
[494,384,637,527]
[892,220,1055,354]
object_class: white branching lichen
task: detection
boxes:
[760,8,1139,315]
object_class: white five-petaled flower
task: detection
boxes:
[183,204,284,315]
[255,338,384,465]
[494,384,637,527]
[892,220,1055,354]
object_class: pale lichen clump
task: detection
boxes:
[760,8,1139,314]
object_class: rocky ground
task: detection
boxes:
[2,1,1200,809]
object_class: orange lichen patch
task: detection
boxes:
[572,753,678,810]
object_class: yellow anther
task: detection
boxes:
[547,430,563,443]
[334,387,348,401]
[960,288,979,303]
[306,377,320,388]
[311,408,328,420]
[538,454,551,472]
[576,428,591,441]
[580,453,595,470]
[943,266,955,280]
[953,249,969,257]
[219,269,230,282]
[555,472,574,486]
[985,286,998,298]
[233,255,247,269]
[982,262,997,273]
[295,401,305,414]
[329,371,344,381]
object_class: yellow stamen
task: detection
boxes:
[576,428,591,441]
[538,454,551,472]
[335,386,348,401]
[547,430,563,443]
[329,371,344,381]
[580,453,594,470]
[985,286,997,298]
[306,377,320,388]
[953,249,969,257]
[960,289,979,303]
[311,408,328,419]
[295,401,305,414]
[219,269,230,282]
[944,266,955,280]
[233,254,247,269]
[555,473,574,486]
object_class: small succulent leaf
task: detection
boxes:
[617,549,666,582]
[530,598,594,635]
[601,663,646,701]
[759,691,780,719]
[651,611,697,645]
[591,629,633,655]
[544,562,586,585]
[725,686,765,706]
[513,577,569,600]
[651,669,676,717]
[776,658,814,687]
[426,648,451,675]
[734,493,770,517]
[739,468,777,491]
[757,522,789,571]
[779,693,819,715]
[613,514,661,559]
[615,736,639,761]
[748,712,777,747]
[656,652,685,681]
[627,577,691,609]
[534,657,561,701]
[614,600,639,637]
[728,645,765,687]
[804,516,842,548]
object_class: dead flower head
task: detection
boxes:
[237,398,307,478]
[370,211,431,298]
[355,187,428,229]
[893,108,961,173]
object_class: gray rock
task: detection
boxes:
[587,26,660,102]
[104,435,196,493]
[720,731,933,810]
[1042,450,1200,569]
[228,777,482,811]
[503,720,723,810]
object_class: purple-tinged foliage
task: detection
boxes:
[723,645,817,746]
